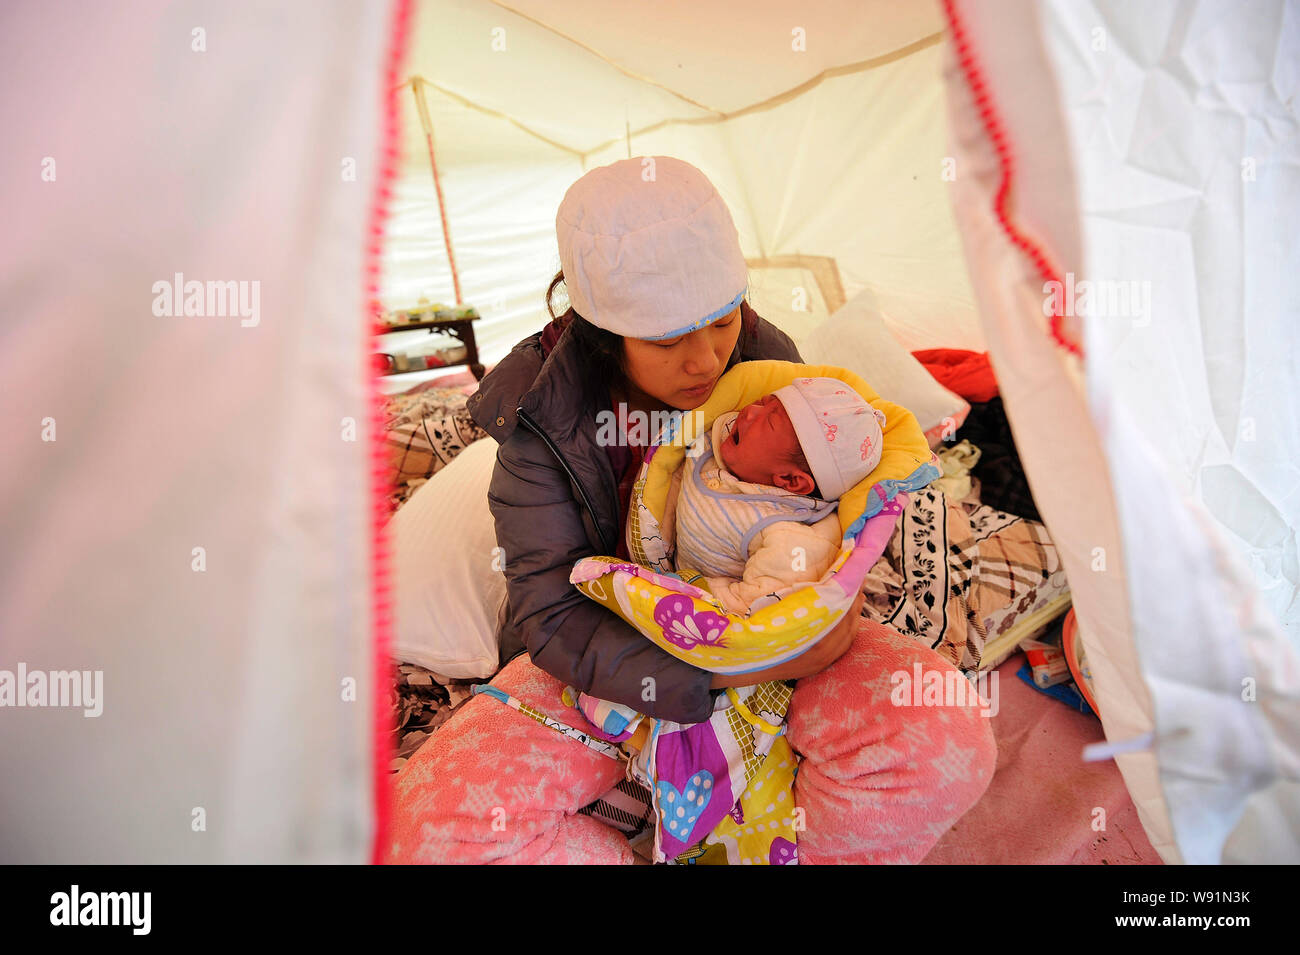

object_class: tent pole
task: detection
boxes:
[411,79,463,306]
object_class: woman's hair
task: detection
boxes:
[545,268,755,393]
[545,269,626,389]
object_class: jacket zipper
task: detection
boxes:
[515,406,615,556]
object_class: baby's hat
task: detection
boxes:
[773,377,887,500]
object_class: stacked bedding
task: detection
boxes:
[381,382,485,514]
[862,484,1071,673]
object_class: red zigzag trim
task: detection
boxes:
[367,0,413,866]
[941,0,1084,358]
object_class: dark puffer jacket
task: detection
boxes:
[466,302,802,723]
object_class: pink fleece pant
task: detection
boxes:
[386,619,998,864]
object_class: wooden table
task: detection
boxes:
[374,312,485,381]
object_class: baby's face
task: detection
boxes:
[718,394,816,495]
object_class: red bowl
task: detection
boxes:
[1061,607,1100,717]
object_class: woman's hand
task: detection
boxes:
[709,588,867,690]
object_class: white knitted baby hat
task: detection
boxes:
[555,156,748,340]
[773,377,887,500]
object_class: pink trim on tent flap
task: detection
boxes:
[940,0,1084,359]
[369,0,413,865]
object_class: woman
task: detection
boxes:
[387,157,996,864]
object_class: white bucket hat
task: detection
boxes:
[555,156,748,340]
[773,377,888,501]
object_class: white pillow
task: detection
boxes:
[800,292,970,447]
[389,436,504,679]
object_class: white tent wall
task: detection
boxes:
[580,37,987,354]
[1040,0,1300,641]
[945,0,1300,864]
[381,34,583,368]
[380,0,987,367]
[378,155,578,369]
[1040,0,1300,864]
[0,1,386,862]
[942,0,1179,864]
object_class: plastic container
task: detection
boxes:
[1061,608,1099,716]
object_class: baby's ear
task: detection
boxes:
[775,470,816,496]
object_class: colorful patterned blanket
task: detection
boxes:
[560,361,940,863]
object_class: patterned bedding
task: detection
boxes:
[862,485,1071,672]
[381,385,485,515]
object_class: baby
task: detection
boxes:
[572,375,885,758]
[660,376,886,615]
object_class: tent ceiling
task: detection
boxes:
[385,0,984,363]
[404,0,945,158]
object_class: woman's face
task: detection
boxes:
[620,307,742,410]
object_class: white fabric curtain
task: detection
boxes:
[945,0,1300,864]
[0,0,386,862]
[1041,0,1300,864]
